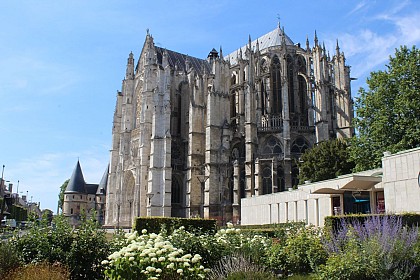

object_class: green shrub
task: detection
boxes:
[324,213,420,234]
[133,216,217,235]
[267,226,327,276]
[11,213,111,280]
[103,230,209,279]
[319,215,419,279]
[0,241,22,278]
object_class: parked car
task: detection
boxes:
[1,219,17,229]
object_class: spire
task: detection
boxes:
[65,160,86,194]
[256,39,260,52]
[219,46,223,60]
[306,35,310,51]
[322,42,326,56]
[336,39,340,56]
[248,34,252,47]
[97,164,109,195]
[314,30,318,47]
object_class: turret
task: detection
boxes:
[126,52,134,80]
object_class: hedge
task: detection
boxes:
[133,217,217,235]
[324,213,420,233]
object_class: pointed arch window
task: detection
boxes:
[297,55,306,74]
[262,165,272,194]
[277,165,285,192]
[261,136,283,156]
[271,56,282,115]
[291,137,310,154]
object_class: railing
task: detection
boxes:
[259,115,283,132]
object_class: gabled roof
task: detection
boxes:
[65,161,86,194]
[96,164,109,195]
[225,24,295,65]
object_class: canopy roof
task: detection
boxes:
[302,169,383,195]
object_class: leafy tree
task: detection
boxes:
[298,139,355,184]
[351,46,420,171]
[58,179,69,213]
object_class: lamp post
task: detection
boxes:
[128,198,133,229]
[146,193,154,216]
[197,174,209,219]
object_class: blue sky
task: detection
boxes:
[0,0,419,213]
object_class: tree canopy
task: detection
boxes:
[350,46,420,171]
[58,179,69,213]
[298,139,355,184]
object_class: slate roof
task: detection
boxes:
[65,161,86,194]
[96,164,109,195]
[86,184,99,195]
[225,24,295,65]
[155,47,211,76]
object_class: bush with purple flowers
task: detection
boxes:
[318,216,419,280]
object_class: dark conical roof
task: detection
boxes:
[96,164,109,195]
[65,161,86,194]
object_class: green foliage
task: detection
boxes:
[267,226,327,276]
[11,214,110,280]
[67,212,109,279]
[58,179,69,212]
[10,204,28,222]
[351,46,420,171]
[319,216,419,279]
[134,216,217,235]
[0,241,22,278]
[324,213,420,234]
[298,139,355,184]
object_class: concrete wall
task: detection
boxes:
[241,188,332,226]
[382,148,420,213]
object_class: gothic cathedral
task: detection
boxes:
[105,24,353,227]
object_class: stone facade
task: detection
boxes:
[105,25,353,227]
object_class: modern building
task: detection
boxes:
[105,23,353,227]
[241,147,420,226]
[62,161,108,225]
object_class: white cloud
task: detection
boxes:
[347,0,369,16]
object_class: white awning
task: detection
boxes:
[305,173,382,195]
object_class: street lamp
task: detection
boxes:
[146,193,154,216]
[196,174,209,218]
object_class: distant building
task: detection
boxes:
[62,161,108,225]
[105,24,353,227]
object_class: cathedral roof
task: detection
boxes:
[65,161,87,194]
[155,47,211,75]
[96,164,109,195]
[225,24,294,65]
